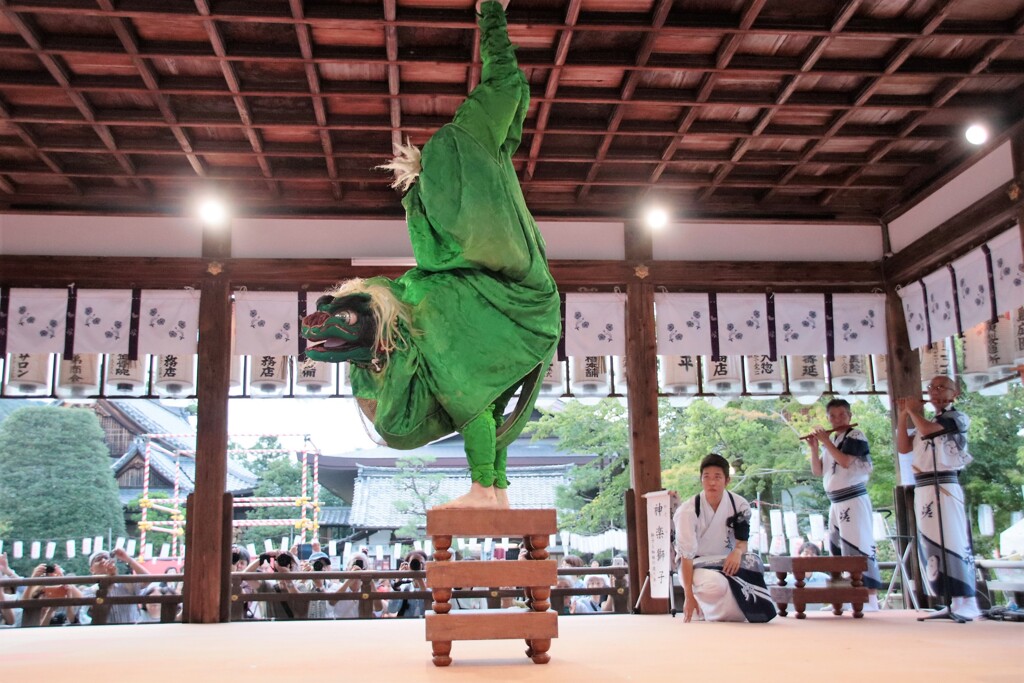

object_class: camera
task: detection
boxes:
[231,551,241,565]
[312,558,331,572]
[409,558,423,572]
[44,563,56,574]
[258,553,272,565]
[276,552,294,568]
[351,558,365,570]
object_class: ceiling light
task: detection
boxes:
[965,123,989,146]
[197,196,229,227]
[644,206,669,230]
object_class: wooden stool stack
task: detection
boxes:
[768,555,869,619]
[425,508,558,667]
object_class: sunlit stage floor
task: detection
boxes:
[2,610,1021,682]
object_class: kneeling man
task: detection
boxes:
[673,454,776,623]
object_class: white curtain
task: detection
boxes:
[565,293,626,357]
[988,227,1024,316]
[654,293,712,355]
[773,293,826,356]
[138,289,200,354]
[832,293,887,355]
[234,291,300,356]
[899,282,929,350]
[922,269,958,340]
[952,248,992,330]
[715,293,770,356]
[73,289,132,354]
[5,288,67,354]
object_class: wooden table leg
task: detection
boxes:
[832,601,844,616]
[432,535,453,562]
[776,601,789,618]
[526,638,551,664]
[525,534,550,560]
[794,570,806,589]
[432,587,452,615]
[795,601,807,619]
[432,640,452,667]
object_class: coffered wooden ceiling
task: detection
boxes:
[0,0,1022,223]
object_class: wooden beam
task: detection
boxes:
[883,179,1024,285]
[624,281,664,613]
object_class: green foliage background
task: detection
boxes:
[0,406,125,576]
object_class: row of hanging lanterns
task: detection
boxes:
[0,353,349,398]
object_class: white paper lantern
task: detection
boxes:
[871,354,889,392]
[249,355,289,395]
[154,353,196,396]
[745,355,783,395]
[571,356,609,395]
[541,359,566,395]
[3,353,52,395]
[661,355,700,395]
[919,340,951,389]
[986,313,1016,375]
[830,355,869,393]
[961,322,993,391]
[57,353,100,397]
[703,355,742,395]
[787,355,826,402]
[294,357,335,395]
[611,356,627,394]
[809,514,826,543]
[105,353,148,395]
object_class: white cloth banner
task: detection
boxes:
[73,289,132,354]
[773,294,826,356]
[988,227,1024,316]
[922,270,958,340]
[6,288,68,353]
[234,291,300,356]
[644,490,673,600]
[952,248,993,330]
[715,293,770,356]
[654,293,712,355]
[832,293,887,355]
[566,293,626,357]
[139,290,199,354]
[899,282,929,350]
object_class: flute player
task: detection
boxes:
[808,398,881,610]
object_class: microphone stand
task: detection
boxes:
[917,423,969,624]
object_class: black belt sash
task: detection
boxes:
[914,470,960,487]
[827,483,868,503]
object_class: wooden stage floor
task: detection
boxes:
[1,610,1021,682]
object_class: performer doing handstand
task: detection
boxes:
[301,0,560,510]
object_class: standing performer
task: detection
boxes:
[301,0,560,509]
[808,398,881,610]
[896,375,980,619]
[673,454,776,623]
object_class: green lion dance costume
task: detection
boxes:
[301,1,560,508]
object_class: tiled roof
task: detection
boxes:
[111,440,258,496]
[349,464,572,529]
[106,399,195,452]
[317,506,351,527]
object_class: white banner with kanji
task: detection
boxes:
[832,293,887,355]
[952,248,993,330]
[5,288,67,353]
[654,293,712,355]
[988,227,1024,316]
[899,282,929,350]
[644,490,673,600]
[773,294,826,356]
[715,293,769,356]
[234,291,299,356]
[565,293,626,357]
[73,289,132,354]
[138,290,200,354]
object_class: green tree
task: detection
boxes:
[392,454,449,538]
[956,385,1024,556]
[0,406,125,576]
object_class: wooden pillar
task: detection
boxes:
[184,219,233,623]
[1012,133,1024,262]
[883,283,924,607]
[623,220,665,613]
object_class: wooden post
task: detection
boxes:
[184,228,233,622]
[1012,133,1024,262]
[623,220,664,614]
[883,284,924,608]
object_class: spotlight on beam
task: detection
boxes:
[965,123,989,146]
[644,206,669,231]
[197,195,230,228]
